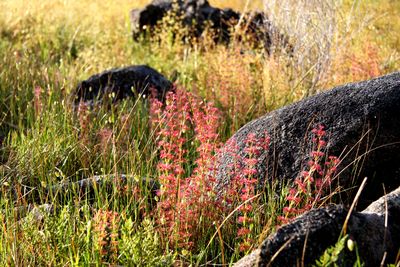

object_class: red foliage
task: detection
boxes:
[278,125,340,225]
[150,88,222,249]
[93,209,120,263]
[220,131,270,252]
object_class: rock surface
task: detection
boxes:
[74,65,173,104]
[233,249,260,267]
[216,72,400,206]
[47,174,159,200]
[130,0,278,49]
[233,186,400,266]
[257,186,400,267]
[11,174,159,206]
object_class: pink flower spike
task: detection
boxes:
[237,227,251,237]
[238,216,246,224]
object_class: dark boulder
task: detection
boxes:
[130,0,279,50]
[130,0,238,42]
[74,65,173,104]
[256,186,400,267]
[130,0,173,38]
[216,72,400,206]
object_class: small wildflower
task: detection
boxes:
[239,242,251,252]
[33,86,42,116]
[237,227,251,237]
[238,216,246,224]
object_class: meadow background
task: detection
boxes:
[0,0,399,265]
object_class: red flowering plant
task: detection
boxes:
[220,131,270,253]
[279,124,340,224]
[150,87,222,250]
[236,132,270,252]
[33,86,43,117]
[93,209,120,263]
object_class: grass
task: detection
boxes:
[0,0,399,265]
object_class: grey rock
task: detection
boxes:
[47,174,159,199]
[130,0,234,41]
[233,249,260,267]
[7,175,159,224]
[259,205,349,267]
[363,184,400,215]
[233,186,400,266]
[256,185,400,267]
[74,65,173,104]
[130,0,279,50]
[10,203,54,222]
[216,72,400,207]
[26,203,54,223]
[9,174,159,207]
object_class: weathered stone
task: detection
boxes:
[9,203,54,222]
[7,175,159,223]
[260,205,349,267]
[256,186,400,267]
[47,174,159,199]
[233,249,260,267]
[9,174,159,206]
[233,186,400,266]
[74,65,173,104]
[130,0,279,50]
[363,184,400,216]
[216,72,400,206]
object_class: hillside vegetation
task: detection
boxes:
[0,0,398,265]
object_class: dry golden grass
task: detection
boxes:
[1,0,398,109]
[209,0,262,10]
[0,0,262,25]
[0,0,139,41]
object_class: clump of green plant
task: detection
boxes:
[314,235,364,267]
[119,218,174,266]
